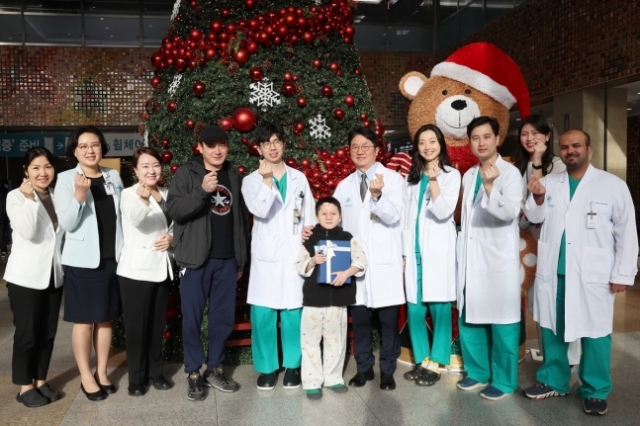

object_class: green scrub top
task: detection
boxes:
[415,173,430,255]
[557,174,581,275]
[273,172,287,203]
[473,171,483,202]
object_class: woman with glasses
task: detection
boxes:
[241,123,315,391]
[5,147,64,407]
[54,126,124,401]
[401,124,460,387]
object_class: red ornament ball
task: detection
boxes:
[150,75,160,88]
[336,148,346,158]
[189,0,197,9]
[219,117,234,131]
[161,150,173,164]
[321,85,333,97]
[360,113,368,121]
[186,119,195,129]
[312,58,322,69]
[189,28,202,42]
[249,67,264,82]
[244,0,255,9]
[301,158,311,168]
[354,68,361,76]
[233,49,249,65]
[210,20,223,33]
[282,82,296,97]
[164,330,171,340]
[329,61,340,72]
[363,120,371,128]
[220,7,230,18]
[205,48,216,60]
[193,81,205,97]
[192,143,202,156]
[297,97,307,108]
[344,95,355,107]
[161,138,170,148]
[170,164,179,174]
[246,40,259,54]
[333,108,345,120]
[232,107,257,132]
[167,100,177,113]
[241,137,249,145]
[302,31,314,44]
[283,71,293,82]
[285,157,298,168]
[248,141,260,156]
[237,165,247,175]
[294,122,305,135]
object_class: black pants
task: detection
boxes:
[350,305,401,375]
[118,276,169,385]
[7,277,63,385]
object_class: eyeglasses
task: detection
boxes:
[260,139,283,148]
[351,144,374,152]
[77,143,101,153]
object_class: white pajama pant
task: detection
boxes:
[301,306,348,390]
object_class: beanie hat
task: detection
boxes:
[431,42,530,118]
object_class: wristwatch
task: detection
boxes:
[531,163,543,170]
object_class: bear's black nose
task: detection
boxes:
[451,99,467,111]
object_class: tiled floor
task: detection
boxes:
[2,261,640,425]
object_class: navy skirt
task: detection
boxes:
[63,258,120,323]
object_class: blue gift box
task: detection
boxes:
[315,239,352,285]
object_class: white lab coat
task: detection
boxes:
[456,156,522,324]
[402,166,461,303]
[523,165,638,341]
[242,166,316,309]
[333,162,406,308]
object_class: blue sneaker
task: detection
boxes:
[456,377,488,391]
[583,398,608,416]
[523,382,568,400]
[480,385,511,400]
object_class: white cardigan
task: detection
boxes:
[4,188,64,289]
[116,184,174,282]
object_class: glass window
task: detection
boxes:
[85,15,140,46]
[0,13,21,43]
[143,16,169,47]
[24,14,82,44]
[437,13,458,52]
[0,1,21,12]
[459,0,484,40]
[85,1,141,15]
[142,0,176,15]
[486,0,515,23]
[353,24,388,52]
[388,25,433,53]
[24,0,81,14]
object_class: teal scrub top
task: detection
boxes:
[473,171,483,202]
[557,174,581,275]
[415,173,430,255]
[273,172,287,203]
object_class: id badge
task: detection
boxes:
[293,208,301,225]
[587,212,596,229]
[370,212,378,222]
[104,182,116,195]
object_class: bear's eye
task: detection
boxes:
[442,90,448,95]
[465,89,471,94]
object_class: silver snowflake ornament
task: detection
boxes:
[167,74,182,95]
[249,78,281,108]
[170,0,181,21]
[309,114,332,140]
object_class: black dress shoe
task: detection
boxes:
[380,373,396,390]
[148,376,173,390]
[257,373,276,391]
[16,388,50,408]
[81,383,106,401]
[94,372,116,394]
[37,383,61,402]
[283,368,301,389]
[128,383,146,396]
[348,369,374,387]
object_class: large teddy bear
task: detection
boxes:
[393,42,537,367]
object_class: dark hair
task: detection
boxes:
[66,125,109,158]
[562,129,591,147]
[512,114,554,176]
[23,147,56,186]
[407,124,452,185]
[315,196,342,216]
[132,147,162,168]
[255,123,285,144]
[466,116,499,139]
[348,126,379,147]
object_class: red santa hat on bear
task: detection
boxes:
[431,42,530,119]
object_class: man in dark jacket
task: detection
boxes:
[167,125,249,401]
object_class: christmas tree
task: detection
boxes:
[123,0,389,361]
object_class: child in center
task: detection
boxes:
[296,197,367,400]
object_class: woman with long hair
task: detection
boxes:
[54,126,124,401]
[117,148,174,396]
[401,124,461,387]
[5,147,64,407]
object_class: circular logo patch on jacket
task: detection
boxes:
[210,185,232,215]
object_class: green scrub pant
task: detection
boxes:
[407,257,452,365]
[536,275,612,399]
[250,305,302,374]
[459,305,520,394]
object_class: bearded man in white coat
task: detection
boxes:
[523,129,638,416]
[456,116,523,401]
[333,126,405,391]
[242,124,316,391]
